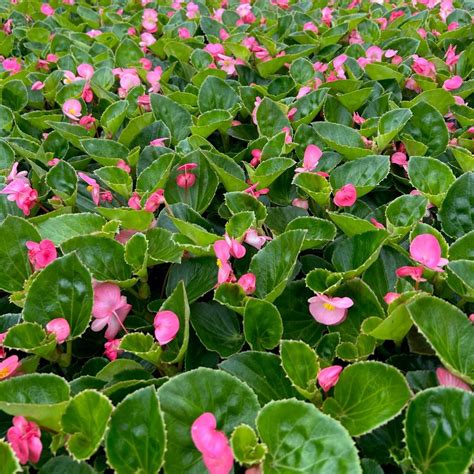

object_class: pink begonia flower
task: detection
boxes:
[46,318,70,344]
[333,184,357,207]
[217,54,238,75]
[384,292,401,304]
[349,30,363,44]
[117,159,131,173]
[120,72,141,97]
[40,3,54,15]
[78,172,100,206]
[282,126,292,144]
[409,234,448,271]
[321,7,332,26]
[366,45,384,62]
[77,63,94,80]
[0,332,6,359]
[26,240,57,271]
[128,192,142,210]
[295,144,322,173]
[445,45,460,69]
[146,67,162,93]
[436,368,471,391]
[48,158,60,168]
[296,86,311,99]
[244,183,269,198]
[186,1,199,18]
[411,55,436,79]
[0,355,19,380]
[391,152,408,170]
[140,58,152,70]
[62,99,82,121]
[292,198,309,209]
[308,294,354,325]
[140,32,156,49]
[313,61,328,73]
[395,266,426,282]
[237,273,256,295]
[191,413,234,474]
[443,76,463,91]
[104,339,122,361]
[244,229,271,250]
[115,229,138,245]
[31,81,45,90]
[7,417,42,465]
[389,10,404,22]
[3,19,13,34]
[287,107,298,121]
[86,29,102,37]
[150,137,167,147]
[81,84,93,103]
[352,112,365,125]
[250,149,262,167]
[303,22,318,33]
[154,310,180,345]
[0,179,38,216]
[204,43,225,59]
[370,217,385,229]
[405,77,422,93]
[79,115,96,130]
[7,162,27,183]
[251,96,262,125]
[317,365,343,392]
[176,163,198,189]
[246,468,262,474]
[91,283,132,340]
[3,57,22,74]
[469,314,474,322]
[219,28,230,41]
[178,28,191,39]
[138,94,151,110]
[144,189,165,212]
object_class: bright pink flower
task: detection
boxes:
[77,63,94,80]
[244,229,271,250]
[91,283,132,340]
[0,355,19,380]
[436,368,471,391]
[443,76,463,91]
[146,67,162,93]
[244,183,269,198]
[128,192,141,210]
[204,43,225,59]
[287,107,298,121]
[317,365,343,392]
[384,292,401,304]
[395,266,426,282]
[186,1,199,18]
[469,314,474,323]
[366,46,383,63]
[7,162,27,183]
[150,137,167,147]
[353,112,365,125]
[282,126,292,144]
[2,57,22,74]
[411,55,436,79]
[308,294,354,325]
[78,172,100,206]
[237,273,256,295]
[0,179,37,216]
[140,32,156,49]
[176,163,198,189]
[0,332,6,359]
[178,27,191,39]
[144,189,165,212]
[292,198,309,209]
[104,338,122,361]
[62,99,82,121]
[447,21,458,31]
[224,234,246,259]
[370,217,385,229]
[154,310,180,345]
[214,239,231,263]
[7,417,42,465]
[295,144,322,173]
[26,240,57,271]
[303,21,318,33]
[333,54,347,79]
[117,159,131,173]
[191,413,234,474]
[86,29,102,37]
[46,318,70,344]
[137,94,151,111]
[40,3,54,15]
[48,158,60,168]
[217,259,235,285]
[321,6,332,26]
[31,81,45,91]
[410,234,448,271]
[250,149,262,167]
[3,19,13,34]
[391,152,408,169]
[313,61,328,73]
[79,115,96,130]
[333,184,357,207]
[389,10,404,22]
[445,45,459,69]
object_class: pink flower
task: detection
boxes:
[321,6,333,26]
[140,32,156,49]
[384,292,401,304]
[0,355,19,380]
[391,152,408,170]
[366,45,384,63]
[244,229,271,250]
[25,240,57,271]
[91,283,132,340]
[251,97,262,125]
[176,163,198,189]
[395,266,426,282]
[217,54,238,75]
[353,112,365,125]
[154,310,180,345]
[237,273,256,295]
[287,107,298,121]
[128,192,142,210]
[219,28,230,41]
[146,67,162,93]
[411,55,436,79]
[62,99,82,121]
[79,115,96,130]
[409,234,448,271]
[370,217,385,229]
[138,94,151,111]
[86,29,102,37]
[47,158,60,167]
[443,76,463,91]
[150,137,167,147]
[144,189,165,212]
[295,144,322,173]
[40,3,54,15]
[31,81,45,91]
[77,63,94,80]
[117,159,131,173]
[436,368,471,391]
[217,259,235,285]
[2,57,22,74]
[303,22,318,33]
[308,294,354,325]
[0,179,38,216]
[7,417,42,465]
[120,72,141,97]
[186,1,199,18]
[104,339,122,361]
[191,413,234,474]
[292,198,309,209]
[317,365,343,392]
[78,172,100,206]
[333,184,357,207]
[46,318,70,344]
[204,43,225,59]
[445,45,459,69]
[250,149,262,167]
[178,27,191,39]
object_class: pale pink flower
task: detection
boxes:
[128,192,141,210]
[436,368,470,391]
[303,22,318,33]
[237,273,256,295]
[295,144,322,173]
[251,97,262,125]
[138,94,151,110]
[411,55,436,79]
[186,1,199,18]
[0,355,19,380]
[383,292,400,304]
[370,217,385,229]
[3,19,13,34]
[445,45,459,69]
[116,160,131,173]
[308,294,353,325]
[120,72,141,96]
[204,43,225,59]
[140,32,156,49]
[86,29,102,38]
[395,266,426,282]
[282,126,292,144]
[46,318,70,344]
[40,3,54,15]
[321,6,332,26]
[26,240,57,271]
[292,198,309,209]
[296,86,311,99]
[154,310,180,345]
[7,162,28,183]
[0,179,37,216]
[150,137,167,147]
[62,99,82,121]
[391,151,408,170]
[317,365,343,392]
[104,339,122,361]
[349,30,364,44]
[2,57,21,74]
[78,172,100,205]
[405,77,422,93]
[217,54,238,75]
[77,63,94,80]
[353,112,365,125]
[244,229,271,250]
[333,184,357,207]
[144,189,165,212]
[191,413,234,474]
[91,283,132,340]
[366,45,384,62]
[409,234,448,271]
[31,81,45,90]
[313,61,328,73]
[219,28,230,41]
[7,416,42,464]
[443,76,463,91]
[146,67,162,93]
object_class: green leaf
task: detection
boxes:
[256,97,290,138]
[446,260,474,299]
[439,172,473,239]
[101,101,129,136]
[257,399,361,473]
[191,110,233,138]
[39,456,95,473]
[115,38,143,67]
[230,424,267,466]
[249,230,306,302]
[190,302,243,357]
[0,216,40,292]
[292,172,332,207]
[407,296,473,383]
[97,207,153,232]
[243,298,283,351]
[203,150,248,192]
[225,192,267,225]
[61,235,132,283]
[405,387,474,474]
[407,156,456,207]
[386,194,428,238]
[95,166,132,198]
[23,253,93,338]
[328,212,376,237]
[220,351,300,405]
[198,76,240,113]
[119,333,161,365]
[158,368,260,473]
[0,439,21,474]
[322,362,411,436]
[146,227,183,264]
[81,139,129,165]
[46,161,78,204]
[105,386,166,474]
[365,63,404,82]
[136,153,175,193]
[376,108,413,150]
[286,216,336,250]
[62,389,113,460]
[225,211,255,239]
[0,373,70,430]
[3,322,57,360]
[249,157,295,188]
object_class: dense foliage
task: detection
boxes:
[0,0,473,472]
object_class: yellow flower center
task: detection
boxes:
[216,259,222,268]
[323,303,335,311]
[0,367,11,379]
[86,185,93,192]
[69,108,76,114]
